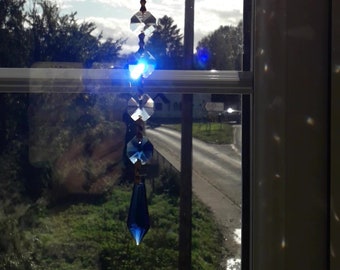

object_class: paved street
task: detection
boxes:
[146,126,242,268]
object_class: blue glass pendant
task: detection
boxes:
[127,182,150,245]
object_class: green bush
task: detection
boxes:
[168,122,233,144]
[0,169,223,270]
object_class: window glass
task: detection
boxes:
[195,0,244,70]
[0,0,245,269]
[146,93,243,269]
[0,90,242,269]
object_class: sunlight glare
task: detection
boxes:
[129,63,146,80]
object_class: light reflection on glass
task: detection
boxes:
[331,244,335,257]
[273,133,281,143]
[264,64,268,72]
[306,116,315,126]
[281,238,286,249]
[335,65,340,73]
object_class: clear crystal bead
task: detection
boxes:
[130,11,156,36]
[127,94,154,121]
[126,136,153,165]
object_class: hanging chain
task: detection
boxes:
[126,0,157,246]
[140,0,146,13]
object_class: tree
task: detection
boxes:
[146,15,184,69]
[0,0,125,200]
[0,0,30,67]
[0,0,125,67]
[26,0,124,67]
[195,21,243,70]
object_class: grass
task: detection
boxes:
[167,122,233,144]
[3,170,223,270]
[0,109,226,269]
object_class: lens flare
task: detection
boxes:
[196,47,210,69]
[129,62,146,80]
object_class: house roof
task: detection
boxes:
[153,93,170,104]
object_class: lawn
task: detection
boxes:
[1,170,224,270]
[167,122,233,144]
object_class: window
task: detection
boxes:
[0,0,335,270]
[1,0,251,268]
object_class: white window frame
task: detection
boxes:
[0,69,252,94]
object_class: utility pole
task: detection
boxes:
[178,0,194,269]
[242,0,252,269]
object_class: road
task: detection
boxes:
[146,126,242,267]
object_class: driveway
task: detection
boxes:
[146,126,242,269]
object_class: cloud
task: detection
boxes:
[194,8,242,45]
[196,0,243,11]
[57,0,243,54]
[56,0,87,10]
[82,16,138,54]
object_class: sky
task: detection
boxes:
[28,0,243,55]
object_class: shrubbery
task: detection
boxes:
[0,168,223,269]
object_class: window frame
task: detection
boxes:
[0,68,253,269]
[1,0,335,269]
[0,68,252,94]
[0,0,254,268]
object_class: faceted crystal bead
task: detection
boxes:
[130,11,156,36]
[127,94,154,121]
[126,136,153,165]
[128,50,156,79]
[127,182,150,245]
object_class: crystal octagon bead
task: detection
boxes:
[126,136,153,165]
[127,94,154,121]
[130,11,156,36]
[128,50,156,79]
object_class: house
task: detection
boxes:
[151,93,241,123]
